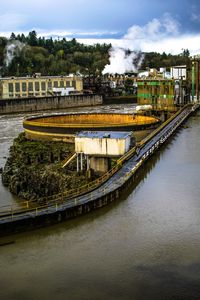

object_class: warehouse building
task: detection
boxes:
[137,78,189,110]
[0,75,83,99]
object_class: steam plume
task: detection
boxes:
[103,48,144,74]
[4,40,26,67]
[102,13,180,74]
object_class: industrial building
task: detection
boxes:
[75,131,134,174]
[170,65,187,80]
[191,56,200,101]
[137,78,189,110]
[0,75,83,99]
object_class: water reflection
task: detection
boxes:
[0,108,200,300]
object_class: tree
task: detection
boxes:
[181,49,190,58]
[10,32,16,40]
[28,30,38,46]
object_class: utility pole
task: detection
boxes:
[192,60,195,102]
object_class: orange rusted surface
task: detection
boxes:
[23,113,160,142]
[24,113,159,127]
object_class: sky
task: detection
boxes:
[1,0,200,55]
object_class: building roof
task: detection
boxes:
[76,131,132,139]
[0,75,82,81]
[171,65,186,68]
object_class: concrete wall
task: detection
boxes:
[0,94,103,114]
[90,157,110,174]
[75,137,130,156]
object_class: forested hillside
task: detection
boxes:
[0,31,111,76]
[0,31,191,77]
[140,49,191,70]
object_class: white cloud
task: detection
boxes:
[92,14,198,74]
[123,13,179,45]
[0,28,119,39]
[35,29,119,38]
[0,13,26,31]
[191,12,200,22]
[0,13,200,58]
[78,34,200,56]
[78,14,200,56]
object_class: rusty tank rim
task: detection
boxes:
[23,112,160,142]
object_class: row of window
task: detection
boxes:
[139,86,171,94]
[8,80,76,93]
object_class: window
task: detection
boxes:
[66,81,70,87]
[15,82,20,92]
[72,80,76,88]
[164,86,169,94]
[8,83,13,93]
[28,82,33,91]
[54,81,58,88]
[60,80,64,88]
[41,82,46,91]
[35,82,40,91]
[22,82,26,92]
[48,81,52,89]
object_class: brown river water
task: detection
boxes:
[0,104,200,300]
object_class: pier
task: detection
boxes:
[0,103,199,236]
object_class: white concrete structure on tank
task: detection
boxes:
[75,131,134,174]
[75,131,133,156]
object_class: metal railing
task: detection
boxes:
[62,152,77,168]
[0,104,198,222]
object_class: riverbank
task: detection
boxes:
[1,126,152,203]
[0,104,197,237]
[0,105,199,300]
[2,133,94,202]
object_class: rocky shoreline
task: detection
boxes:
[2,133,93,203]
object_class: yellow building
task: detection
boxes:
[137,78,176,110]
[0,75,83,99]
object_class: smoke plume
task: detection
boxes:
[103,48,144,74]
[102,13,180,74]
[4,40,26,67]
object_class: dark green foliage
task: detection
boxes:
[2,133,90,201]
[0,31,111,77]
[141,50,190,70]
[0,30,191,77]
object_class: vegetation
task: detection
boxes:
[0,31,111,76]
[2,133,91,202]
[140,49,191,70]
[0,30,191,77]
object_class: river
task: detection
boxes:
[0,105,200,300]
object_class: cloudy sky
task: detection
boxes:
[1,0,200,55]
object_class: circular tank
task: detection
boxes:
[23,113,160,142]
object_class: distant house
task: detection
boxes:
[170,65,187,80]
